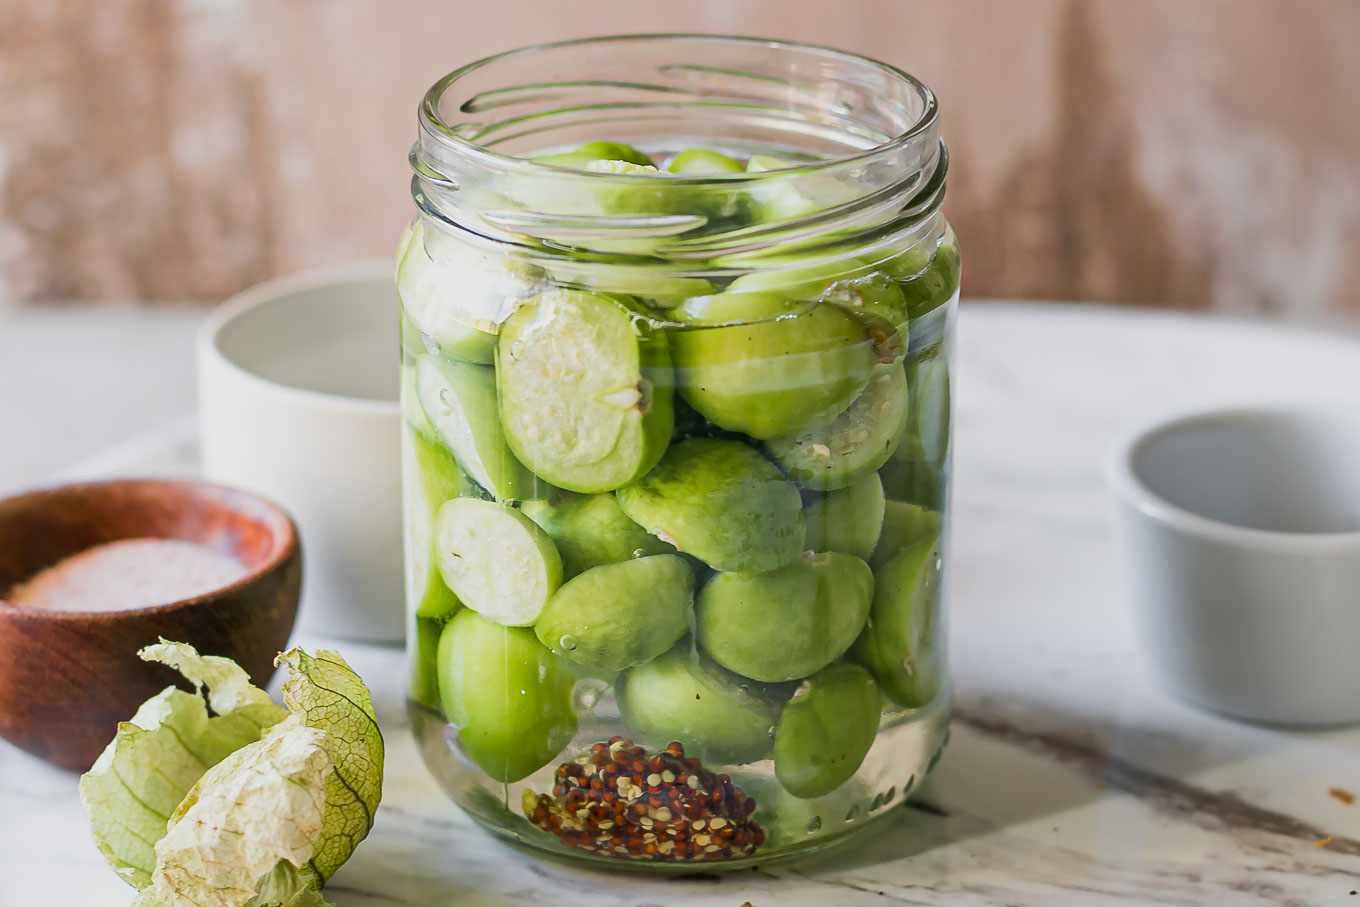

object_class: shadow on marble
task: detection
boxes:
[763,717,1103,880]
[768,688,1359,881]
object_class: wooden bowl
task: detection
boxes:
[0,479,301,771]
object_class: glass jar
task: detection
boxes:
[400,34,958,869]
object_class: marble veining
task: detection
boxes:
[2,303,1359,905]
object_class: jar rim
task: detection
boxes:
[418,32,939,182]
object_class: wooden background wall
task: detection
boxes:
[2,0,1358,317]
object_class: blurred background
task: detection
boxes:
[1,0,1358,320]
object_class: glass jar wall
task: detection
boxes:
[400,34,958,869]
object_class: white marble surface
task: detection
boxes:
[3,302,1360,905]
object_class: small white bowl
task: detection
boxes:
[1107,407,1360,726]
[198,262,403,643]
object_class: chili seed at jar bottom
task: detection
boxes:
[524,738,765,861]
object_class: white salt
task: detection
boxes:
[5,538,249,612]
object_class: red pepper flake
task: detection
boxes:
[524,737,765,862]
[1328,787,1356,806]
[1314,836,1334,847]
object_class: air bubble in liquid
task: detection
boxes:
[559,635,578,651]
[845,804,861,822]
[421,332,441,354]
[572,678,608,713]
[631,548,649,559]
[805,816,823,834]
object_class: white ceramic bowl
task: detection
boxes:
[1107,407,1360,725]
[198,263,403,643]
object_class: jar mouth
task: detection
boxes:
[412,34,945,266]
[419,33,938,181]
